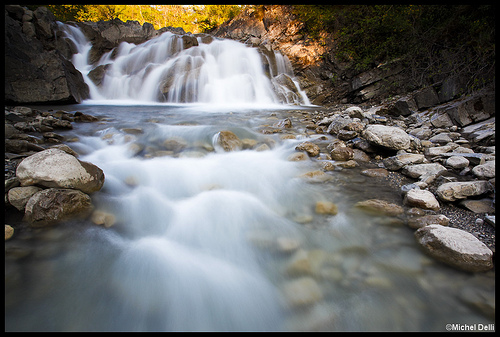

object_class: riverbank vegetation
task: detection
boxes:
[293,5,495,92]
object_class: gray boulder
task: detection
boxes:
[16,148,105,194]
[362,125,411,150]
[415,225,493,272]
[436,181,493,202]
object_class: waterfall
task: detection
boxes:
[58,23,310,106]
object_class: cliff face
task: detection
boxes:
[5,6,90,104]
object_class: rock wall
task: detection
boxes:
[5,6,90,104]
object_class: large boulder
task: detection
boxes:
[436,181,493,202]
[414,225,493,272]
[5,6,90,104]
[16,148,105,194]
[24,188,93,227]
[362,125,411,151]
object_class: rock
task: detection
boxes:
[288,152,308,161]
[360,168,388,177]
[436,181,493,202]
[407,214,450,229]
[354,199,404,216]
[213,130,242,152]
[5,8,90,104]
[402,163,447,179]
[282,277,323,308]
[445,156,469,169]
[5,225,15,240]
[458,199,495,214]
[383,153,425,171]
[414,86,440,110]
[329,146,353,161]
[91,210,116,228]
[414,225,493,272]
[404,188,440,211]
[274,118,292,128]
[295,141,320,157]
[362,125,411,150]
[16,148,105,194]
[24,188,94,227]
[472,161,495,179]
[315,201,338,215]
[7,186,43,211]
[299,170,333,183]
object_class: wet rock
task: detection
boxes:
[362,125,411,151]
[403,188,440,211]
[315,201,338,215]
[360,168,389,178]
[327,140,353,161]
[282,276,323,308]
[354,199,404,216]
[295,141,320,157]
[213,130,242,152]
[414,225,493,272]
[407,214,450,229]
[16,148,105,194]
[91,210,116,228]
[24,188,93,227]
[436,181,493,202]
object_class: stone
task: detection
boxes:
[414,86,440,109]
[404,188,440,211]
[472,161,495,179]
[330,146,354,161]
[5,225,15,240]
[24,188,94,227]
[288,152,308,161]
[383,153,425,171]
[213,130,242,152]
[459,199,495,214]
[436,181,493,202]
[414,225,493,272]
[445,156,469,169]
[362,125,411,150]
[407,214,450,229]
[402,163,447,179]
[91,210,116,228]
[295,141,320,157]
[315,201,338,215]
[354,199,404,216]
[7,186,43,211]
[16,148,105,194]
[429,133,453,144]
[282,277,323,308]
[360,168,388,177]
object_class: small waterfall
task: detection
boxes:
[58,23,310,106]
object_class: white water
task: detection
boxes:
[58,23,310,106]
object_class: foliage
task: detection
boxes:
[293,5,495,92]
[28,5,243,34]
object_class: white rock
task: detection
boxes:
[404,188,440,211]
[362,125,411,150]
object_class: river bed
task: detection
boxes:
[5,103,495,331]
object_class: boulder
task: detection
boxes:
[24,188,93,227]
[16,148,105,194]
[444,156,469,169]
[402,163,447,179]
[362,125,411,150]
[436,181,493,202]
[404,188,440,211]
[213,131,242,152]
[414,225,493,272]
[471,161,495,179]
[295,141,320,157]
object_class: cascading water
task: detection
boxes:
[5,23,494,332]
[58,23,310,106]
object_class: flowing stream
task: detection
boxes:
[5,24,494,332]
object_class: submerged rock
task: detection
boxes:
[213,130,242,152]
